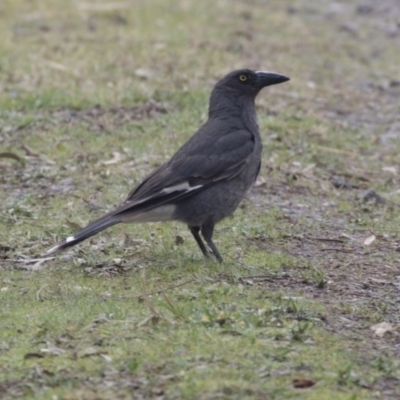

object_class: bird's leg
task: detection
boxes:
[201,224,223,263]
[190,226,209,258]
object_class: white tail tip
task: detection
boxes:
[46,235,75,254]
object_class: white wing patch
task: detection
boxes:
[129,182,202,207]
[161,181,202,195]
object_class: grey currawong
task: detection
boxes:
[47,69,289,262]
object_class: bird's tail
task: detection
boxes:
[46,216,119,254]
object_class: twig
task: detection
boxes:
[320,248,355,253]
[133,278,196,300]
[307,236,345,243]
[283,234,344,243]
[310,144,358,157]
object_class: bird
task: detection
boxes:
[47,69,289,262]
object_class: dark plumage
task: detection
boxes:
[47,69,289,262]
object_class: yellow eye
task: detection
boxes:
[239,74,247,82]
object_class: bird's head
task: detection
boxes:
[216,69,289,96]
[209,69,289,116]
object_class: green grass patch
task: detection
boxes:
[1,0,400,398]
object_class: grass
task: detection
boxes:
[1,0,400,398]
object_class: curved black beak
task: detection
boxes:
[255,71,290,88]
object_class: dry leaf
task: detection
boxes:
[293,378,315,388]
[43,60,79,76]
[100,151,123,165]
[175,235,184,245]
[66,220,83,231]
[40,346,65,355]
[77,2,130,12]
[363,235,376,246]
[79,347,98,358]
[24,352,44,359]
[301,164,315,177]
[370,322,394,337]
[382,166,397,175]
[254,177,266,187]
[21,144,40,157]
[100,353,112,362]
[134,68,153,79]
[201,315,211,323]
[340,233,356,241]
[0,152,25,166]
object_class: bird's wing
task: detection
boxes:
[112,127,255,217]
